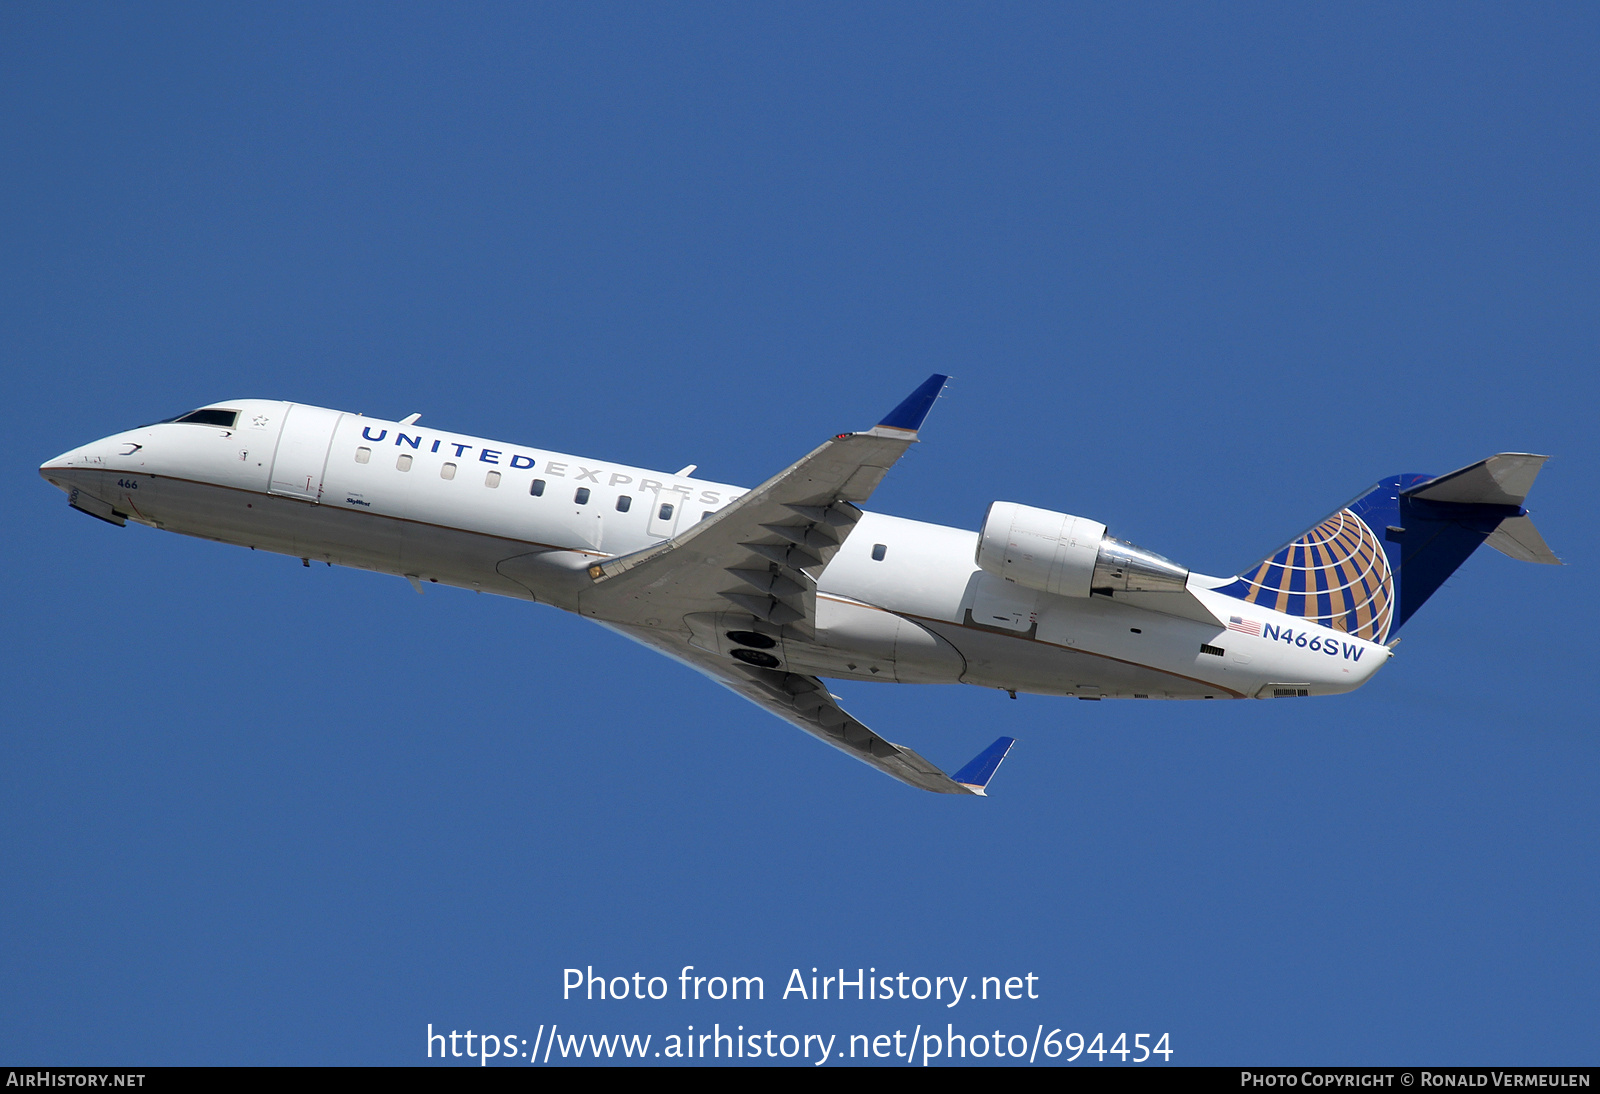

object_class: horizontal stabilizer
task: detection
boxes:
[1404,453,1562,567]
[1484,514,1562,565]
[1403,453,1549,506]
[951,736,1016,796]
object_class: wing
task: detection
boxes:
[579,375,1014,794]
[577,374,948,633]
[603,620,1015,795]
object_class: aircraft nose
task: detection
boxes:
[39,437,117,490]
[42,443,81,469]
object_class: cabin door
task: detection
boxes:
[268,404,344,502]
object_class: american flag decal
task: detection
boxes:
[1228,615,1261,636]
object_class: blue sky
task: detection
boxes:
[3,3,1595,1065]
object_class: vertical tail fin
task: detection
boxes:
[1215,454,1557,641]
[1216,484,1402,642]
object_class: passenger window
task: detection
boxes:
[396,454,413,471]
[485,470,501,488]
[871,543,887,561]
[658,502,675,521]
[616,495,631,512]
[529,478,545,497]
[441,462,457,480]
[575,487,590,505]
[355,447,371,464]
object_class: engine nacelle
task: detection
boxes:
[976,501,1190,598]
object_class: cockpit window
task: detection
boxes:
[169,408,239,428]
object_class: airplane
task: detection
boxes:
[39,376,1560,795]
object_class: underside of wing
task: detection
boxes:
[602,621,1014,795]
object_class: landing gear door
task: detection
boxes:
[269,404,344,502]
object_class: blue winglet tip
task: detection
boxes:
[952,735,1015,795]
[877,374,949,433]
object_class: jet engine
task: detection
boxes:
[976,501,1190,598]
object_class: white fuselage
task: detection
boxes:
[41,400,1389,702]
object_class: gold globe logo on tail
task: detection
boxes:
[1231,509,1394,643]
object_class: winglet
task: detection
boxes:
[951,736,1016,796]
[871,374,949,436]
